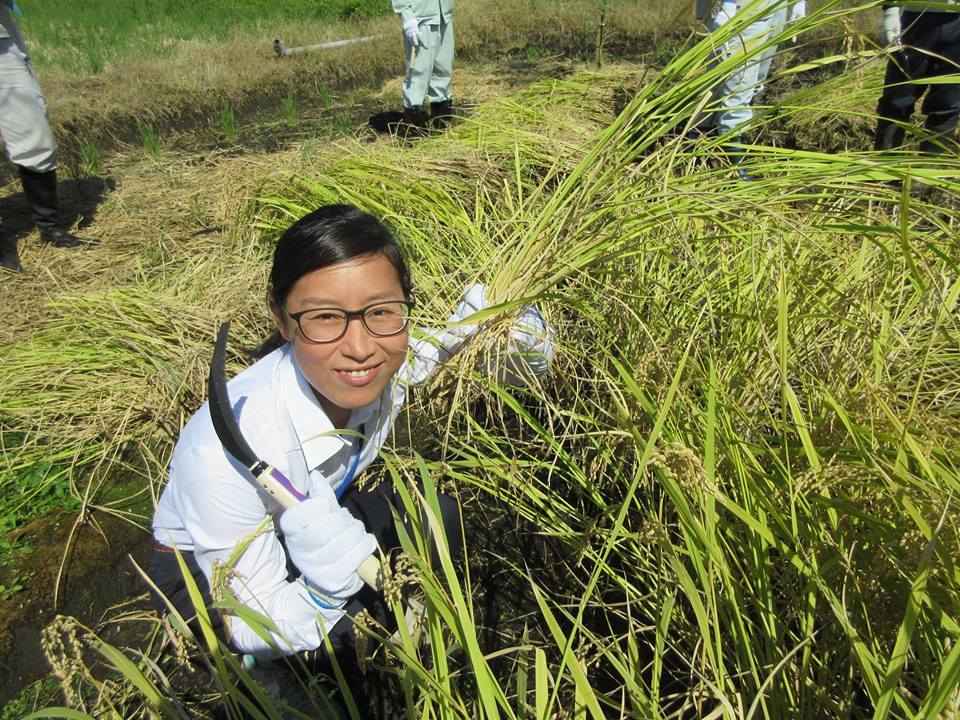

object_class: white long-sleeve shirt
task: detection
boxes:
[152,288,551,657]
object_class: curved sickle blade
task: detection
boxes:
[207,322,380,588]
[208,321,259,469]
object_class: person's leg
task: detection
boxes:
[0,25,86,248]
[874,11,935,150]
[401,23,439,132]
[428,17,455,128]
[275,481,463,691]
[709,14,775,137]
[0,38,56,173]
[344,479,463,570]
[917,12,960,154]
[0,238,18,272]
[146,545,226,642]
[0,33,50,269]
[753,4,788,98]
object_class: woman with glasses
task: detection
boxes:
[148,204,551,703]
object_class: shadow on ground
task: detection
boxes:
[0,174,115,241]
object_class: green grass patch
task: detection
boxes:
[20,0,391,74]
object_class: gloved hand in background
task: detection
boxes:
[500,304,554,383]
[403,17,421,47]
[451,283,554,384]
[280,496,377,606]
[881,6,901,46]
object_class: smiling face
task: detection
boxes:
[273,252,409,428]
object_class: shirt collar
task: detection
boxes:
[279,347,380,471]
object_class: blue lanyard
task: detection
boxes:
[335,428,365,500]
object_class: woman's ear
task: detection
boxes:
[270,300,291,342]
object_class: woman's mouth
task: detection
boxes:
[335,364,382,386]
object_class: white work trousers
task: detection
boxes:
[402,16,454,109]
[706,5,787,137]
[0,12,57,172]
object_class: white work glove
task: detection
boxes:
[498,305,554,384]
[439,283,488,346]
[881,7,901,46]
[280,497,376,605]
[450,284,554,384]
[789,0,806,23]
[710,1,738,31]
[403,17,421,47]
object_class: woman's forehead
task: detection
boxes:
[288,253,404,307]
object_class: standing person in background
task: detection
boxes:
[693,0,805,163]
[873,2,960,155]
[391,0,455,135]
[0,0,88,273]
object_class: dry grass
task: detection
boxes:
[34,1,675,157]
[0,58,612,484]
[0,45,610,343]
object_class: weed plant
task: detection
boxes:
[136,120,161,162]
[318,83,334,109]
[4,1,959,718]
[282,90,298,127]
[77,141,104,177]
[220,102,238,142]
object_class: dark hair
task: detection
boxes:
[250,204,412,358]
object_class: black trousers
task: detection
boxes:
[876,10,960,126]
[147,479,463,675]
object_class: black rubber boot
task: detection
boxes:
[874,119,906,152]
[17,166,86,247]
[0,234,21,273]
[919,115,959,155]
[430,99,454,130]
[400,106,429,139]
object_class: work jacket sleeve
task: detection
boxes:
[171,439,346,658]
[399,283,554,388]
[391,0,417,26]
[391,0,453,25]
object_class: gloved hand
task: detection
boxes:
[500,305,554,382]
[711,1,738,31]
[789,0,806,23]
[881,6,901,46]
[403,17,421,47]
[280,496,377,603]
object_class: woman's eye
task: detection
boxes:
[308,312,341,323]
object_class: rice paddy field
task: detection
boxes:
[1,0,959,718]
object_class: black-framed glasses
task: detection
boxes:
[286,300,415,344]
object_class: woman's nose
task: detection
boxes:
[339,316,375,357]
